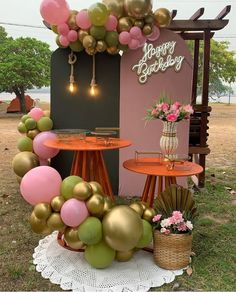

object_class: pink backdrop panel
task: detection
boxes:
[119,29,193,196]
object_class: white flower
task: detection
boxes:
[186,220,193,230]
[160,219,171,228]
[160,228,167,233]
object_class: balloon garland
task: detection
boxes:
[13,109,156,268]
[40,0,172,55]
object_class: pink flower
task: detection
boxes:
[171,211,184,224]
[152,214,162,222]
[166,113,178,122]
[171,102,181,111]
[177,222,187,232]
[160,103,169,112]
[164,229,171,235]
[160,227,171,235]
[183,104,194,114]
[151,108,158,116]
[186,220,193,230]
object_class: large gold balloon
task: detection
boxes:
[67,11,79,30]
[51,196,65,212]
[103,0,124,18]
[103,206,143,251]
[34,203,52,220]
[96,40,107,53]
[89,181,104,195]
[154,8,172,28]
[83,35,96,49]
[27,129,40,140]
[116,250,134,262]
[118,17,133,33]
[64,227,84,249]
[12,151,39,177]
[47,213,65,232]
[129,202,144,217]
[124,0,152,19]
[86,193,104,217]
[143,207,156,222]
[73,181,93,201]
[30,212,51,235]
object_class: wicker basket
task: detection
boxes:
[153,230,193,270]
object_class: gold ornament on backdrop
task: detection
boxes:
[118,17,133,32]
[124,0,152,19]
[51,196,65,212]
[103,205,143,251]
[116,250,134,262]
[64,227,84,249]
[34,203,52,220]
[73,181,93,201]
[12,151,39,177]
[86,193,105,217]
[154,8,172,28]
[103,0,124,19]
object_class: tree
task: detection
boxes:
[0,28,51,113]
[0,26,8,43]
[188,39,236,100]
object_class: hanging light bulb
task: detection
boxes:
[68,51,77,94]
[89,54,99,97]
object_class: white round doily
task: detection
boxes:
[33,232,183,292]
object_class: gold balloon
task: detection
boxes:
[129,202,144,217]
[103,206,143,251]
[143,24,153,35]
[86,48,97,55]
[140,201,149,211]
[107,46,119,55]
[51,25,58,34]
[34,203,52,220]
[12,151,39,177]
[43,110,50,118]
[78,30,89,42]
[83,35,96,49]
[145,14,155,25]
[96,40,107,53]
[103,197,114,215]
[16,176,22,185]
[86,193,104,217]
[47,213,65,232]
[64,227,84,249]
[89,181,104,195]
[124,0,152,19]
[73,181,93,201]
[27,129,40,140]
[154,8,172,28]
[118,17,133,33]
[134,19,144,29]
[143,207,156,222]
[116,250,134,262]
[67,11,78,30]
[103,0,124,18]
[51,196,65,212]
[30,212,51,235]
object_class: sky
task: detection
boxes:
[0,0,235,51]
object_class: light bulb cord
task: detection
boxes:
[68,51,77,83]
[91,54,96,86]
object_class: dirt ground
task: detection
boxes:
[0,102,235,290]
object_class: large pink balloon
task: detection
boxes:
[61,199,89,227]
[20,166,62,205]
[40,0,70,25]
[33,131,59,159]
[76,10,92,30]
[29,108,44,122]
[105,15,118,31]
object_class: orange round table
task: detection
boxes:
[123,158,203,207]
[45,137,131,200]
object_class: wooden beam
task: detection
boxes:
[169,19,229,31]
[180,32,214,40]
[171,10,177,19]
[215,5,231,20]
[191,39,200,105]
[189,147,210,155]
[190,8,205,21]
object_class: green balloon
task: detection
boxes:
[88,3,109,26]
[17,122,27,134]
[90,26,106,40]
[37,117,53,132]
[17,137,33,152]
[78,217,103,245]
[25,118,37,130]
[61,176,83,200]
[69,40,84,52]
[21,114,29,123]
[136,219,153,248]
[105,31,119,47]
[85,240,115,269]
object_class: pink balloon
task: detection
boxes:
[147,26,161,42]
[33,131,59,160]
[40,0,70,25]
[58,23,70,36]
[59,35,69,47]
[29,107,44,122]
[105,15,118,31]
[67,30,78,42]
[119,31,131,45]
[61,199,89,227]
[20,166,62,205]
[128,38,140,50]
[130,26,142,40]
[76,10,92,30]
[39,158,49,166]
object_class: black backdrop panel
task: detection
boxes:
[51,49,120,194]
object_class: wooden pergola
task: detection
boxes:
[169,5,231,187]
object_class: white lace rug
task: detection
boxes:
[33,232,183,292]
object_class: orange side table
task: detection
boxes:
[123,158,203,207]
[45,137,131,200]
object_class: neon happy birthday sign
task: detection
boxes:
[132,41,185,84]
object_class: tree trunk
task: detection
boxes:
[14,88,26,113]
